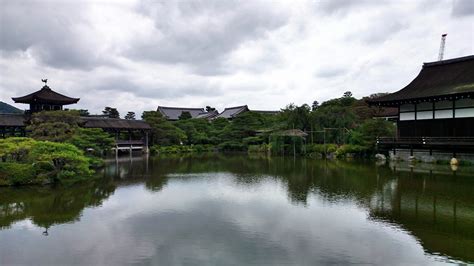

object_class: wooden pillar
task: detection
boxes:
[144,131,149,154]
[129,130,132,156]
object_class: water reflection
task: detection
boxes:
[0,154,473,265]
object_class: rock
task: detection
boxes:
[450,157,459,165]
[389,151,400,161]
[375,153,386,161]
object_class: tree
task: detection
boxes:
[102,107,120,119]
[79,109,90,116]
[206,106,216,112]
[179,111,192,120]
[142,111,186,145]
[125,112,136,120]
[343,91,353,98]
[311,101,319,111]
[27,110,81,142]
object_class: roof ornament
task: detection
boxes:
[438,34,447,61]
[41,79,48,86]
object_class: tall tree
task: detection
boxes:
[311,100,319,111]
[102,107,120,119]
[179,111,192,120]
[125,112,136,120]
[206,106,216,112]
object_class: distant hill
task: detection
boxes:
[0,101,23,114]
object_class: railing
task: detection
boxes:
[116,140,145,146]
[377,137,474,149]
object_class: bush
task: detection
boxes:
[150,144,215,154]
[0,163,37,186]
[335,144,368,158]
[306,144,338,155]
[248,144,271,153]
[0,138,95,186]
[218,141,246,151]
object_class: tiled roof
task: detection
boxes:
[157,106,205,120]
[81,117,151,130]
[0,114,25,127]
[196,110,219,119]
[214,105,249,119]
[12,86,80,105]
[368,55,474,106]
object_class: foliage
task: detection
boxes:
[69,128,115,157]
[179,111,192,120]
[27,110,81,142]
[26,111,113,159]
[248,144,271,153]
[142,111,186,145]
[125,111,136,120]
[102,107,120,118]
[0,138,95,186]
[150,144,215,154]
[348,119,396,149]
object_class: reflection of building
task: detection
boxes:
[368,55,474,158]
[368,166,474,263]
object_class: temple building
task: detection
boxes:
[1,81,151,153]
[368,55,474,159]
[12,83,79,113]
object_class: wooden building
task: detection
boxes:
[368,55,474,154]
[2,82,151,152]
[157,106,208,121]
[12,84,79,113]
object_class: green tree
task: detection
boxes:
[27,110,81,142]
[125,111,136,120]
[142,111,186,145]
[69,128,115,157]
[102,107,120,118]
[179,111,192,120]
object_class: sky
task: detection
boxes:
[0,0,473,117]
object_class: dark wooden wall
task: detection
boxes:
[398,118,474,137]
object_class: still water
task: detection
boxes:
[1,154,473,265]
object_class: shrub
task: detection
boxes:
[0,138,94,186]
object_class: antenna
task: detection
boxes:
[438,33,447,61]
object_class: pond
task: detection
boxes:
[1,154,473,265]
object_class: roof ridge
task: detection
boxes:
[223,105,248,110]
[423,55,474,67]
[158,106,205,110]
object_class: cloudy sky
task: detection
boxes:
[1,0,473,117]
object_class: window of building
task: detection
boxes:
[455,108,474,118]
[399,112,415,121]
[400,104,415,112]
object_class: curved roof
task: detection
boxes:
[157,106,205,120]
[81,117,151,130]
[12,85,80,105]
[214,105,249,119]
[369,55,474,106]
[0,114,25,127]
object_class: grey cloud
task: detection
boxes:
[128,0,289,75]
[316,0,382,15]
[316,67,348,78]
[0,1,106,70]
[90,75,222,99]
[452,0,474,16]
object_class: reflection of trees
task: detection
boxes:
[109,154,474,263]
[0,180,116,231]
